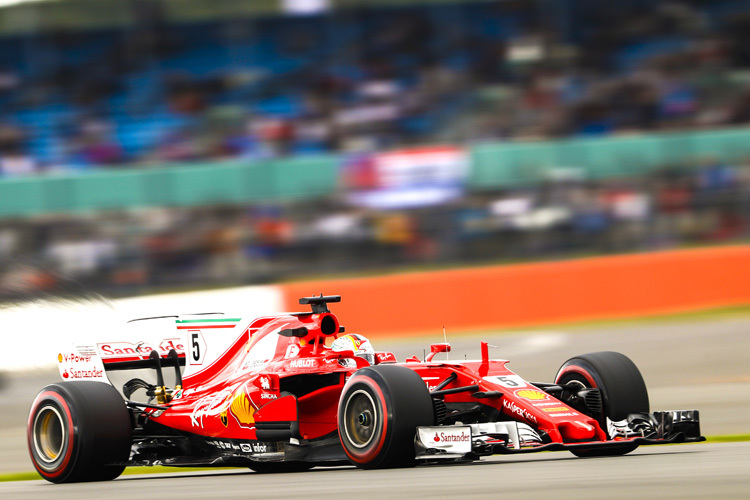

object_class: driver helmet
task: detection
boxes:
[331,334,375,365]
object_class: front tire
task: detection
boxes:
[555,351,649,457]
[338,365,434,469]
[28,381,132,483]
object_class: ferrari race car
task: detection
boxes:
[28,295,703,483]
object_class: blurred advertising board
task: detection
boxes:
[282,0,330,15]
[341,146,469,209]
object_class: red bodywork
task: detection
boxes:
[143,307,607,448]
[31,294,703,483]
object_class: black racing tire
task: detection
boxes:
[338,365,434,469]
[555,351,649,457]
[27,381,132,483]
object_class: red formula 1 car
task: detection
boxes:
[28,295,703,482]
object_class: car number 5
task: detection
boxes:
[191,333,200,361]
[188,330,206,365]
[483,374,526,388]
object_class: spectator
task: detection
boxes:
[0,124,37,176]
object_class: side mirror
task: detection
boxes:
[426,343,451,362]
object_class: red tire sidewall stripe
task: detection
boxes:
[340,375,389,464]
[557,365,598,388]
[28,390,75,479]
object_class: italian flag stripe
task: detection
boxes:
[176,324,238,329]
[176,318,241,324]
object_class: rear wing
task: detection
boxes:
[55,312,247,384]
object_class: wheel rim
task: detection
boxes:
[33,405,66,466]
[343,389,378,449]
[565,378,589,390]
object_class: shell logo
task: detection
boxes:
[57,353,63,363]
[515,389,549,400]
[230,391,256,428]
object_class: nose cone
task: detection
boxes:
[558,419,597,441]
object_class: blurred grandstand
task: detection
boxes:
[1,0,750,298]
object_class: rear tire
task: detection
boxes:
[555,351,649,457]
[338,365,434,469]
[28,381,132,483]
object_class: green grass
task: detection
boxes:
[0,466,242,483]
[525,304,750,336]
[120,465,241,476]
[3,435,749,482]
[565,304,750,328]
[519,303,750,330]
[705,434,750,443]
[378,302,750,344]
[508,303,750,333]
[0,472,39,482]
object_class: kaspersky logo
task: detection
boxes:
[503,399,538,424]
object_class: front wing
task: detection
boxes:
[415,410,704,460]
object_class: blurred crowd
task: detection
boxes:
[3,0,750,298]
[2,155,749,298]
[3,1,750,172]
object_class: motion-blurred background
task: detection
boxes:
[2,0,750,477]
[1,0,750,298]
